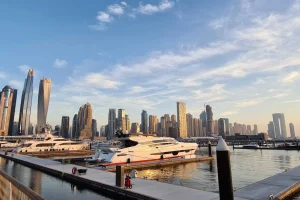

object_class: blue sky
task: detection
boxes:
[0,0,299,135]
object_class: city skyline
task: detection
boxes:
[0,0,299,135]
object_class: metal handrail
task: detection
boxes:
[0,169,46,200]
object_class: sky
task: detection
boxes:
[0,0,299,136]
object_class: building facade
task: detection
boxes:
[206,105,213,136]
[108,109,116,139]
[186,113,193,137]
[131,122,140,133]
[141,110,148,133]
[61,116,70,138]
[268,121,275,139]
[177,102,187,138]
[272,113,287,138]
[218,118,226,137]
[92,119,97,137]
[77,103,93,139]
[289,123,295,138]
[71,114,78,138]
[0,86,17,136]
[37,78,51,133]
[18,69,34,135]
[125,115,130,132]
[149,115,157,134]
[253,124,258,135]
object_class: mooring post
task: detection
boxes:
[116,166,124,187]
[216,136,234,200]
[208,141,212,157]
[297,140,299,150]
[232,141,235,150]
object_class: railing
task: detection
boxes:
[0,169,45,200]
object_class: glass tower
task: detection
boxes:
[37,78,52,133]
[18,69,34,135]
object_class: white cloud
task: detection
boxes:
[0,72,6,79]
[18,65,31,74]
[220,110,240,116]
[273,93,288,98]
[236,100,261,107]
[121,2,127,7]
[97,11,113,23]
[108,4,125,15]
[282,71,299,83]
[53,59,68,68]
[283,99,300,103]
[89,23,107,31]
[9,80,23,89]
[137,0,175,14]
[253,78,266,84]
[209,17,227,29]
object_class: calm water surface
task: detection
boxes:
[0,157,112,200]
[130,147,300,192]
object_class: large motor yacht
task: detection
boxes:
[94,133,198,166]
[13,133,89,153]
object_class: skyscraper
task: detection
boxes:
[92,119,97,137]
[125,115,130,132]
[108,109,116,139]
[160,117,166,136]
[229,123,233,135]
[246,125,252,135]
[54,125,61,136]
[77,103,93,139]
[253,124,258,135]
[289,123,295,138]
[200,111,206,128]
[37,78,51,133]
[141,110,148,134]
[130,122,140,133]
[218,118,226,137]
[272,113,287,138]
[0,86,17,136]
[100,126,105,136]
[171,114,176,127]
[118,109,126,131]
[268,121,275,139]
[18,69,34,135]
[206,105,213,136]
[177,102,187,138]
[61,116,70,138]
[71,114,78,138]
[186,113,193,137]
[149,115,157,134]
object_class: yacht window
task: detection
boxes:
[36,143,55,147]
[45,138,52,141]
[59,143,78,145]
[53,139,67,141]
[117,153,127,156]
[124,140,138,148]
[23,143,32,147]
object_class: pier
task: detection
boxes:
[0,151,299,200]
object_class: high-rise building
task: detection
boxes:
[200,111,206,128]
[214,119,219,135]
[37,78,51,133]
[193,118,199,137]
[100,126,105,136]
[289,123,295,138]
[218,118,226,137]
[149,115,157,134]
[198,118,203,136]
[125,115,130,132]
[272,113,287,138]
[206,105,213,136]
[117,109,126,131]
[268,121,275,139]
[77,103,93,139]
[177,102,187,138]
[61,116,70,138]
[105,124,109,137]
[246,125,252,135]
[186,113,193,137]
[130,122,140,133]
[108,109,116,139]
[18,69,34,135]
[141,110,148,133]
[0,85,17,136]
[92,119,97,137]
[171,114,176,127]
[253,124,258,135]
[160,117,166,137]
[71,114,78,138]
[12,122,19,136]
[54,125,61,136]
[242,124,247,134]
[229,123,233,135]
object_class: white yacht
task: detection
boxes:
[0,141,21,148]
[242,142,260,149]
[13,133,89,153]
[95,135,198,167]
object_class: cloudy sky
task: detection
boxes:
[0,0,299,135]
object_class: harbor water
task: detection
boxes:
[129,147,300,195]
[0,157,112,200]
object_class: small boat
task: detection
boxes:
[84,149,105,163]
[242,143,260,149]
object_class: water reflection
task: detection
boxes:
[132,147,300,192]
[0,157,112,200]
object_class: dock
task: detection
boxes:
[0,151,299,200]
[18,150,95,158]
[104,156,214,172]
[233,146,300,151]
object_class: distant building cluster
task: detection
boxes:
[0,68,296,139]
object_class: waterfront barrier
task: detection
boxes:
[0,169,45,200]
